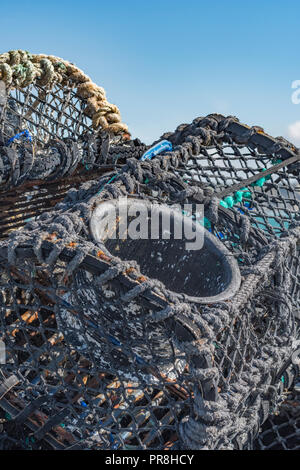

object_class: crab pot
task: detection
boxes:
[0,112,300,450]
[0,51,146,239]
[53,198,241,379]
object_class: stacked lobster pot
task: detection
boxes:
[0,50,299,450]
[0,50,146,238]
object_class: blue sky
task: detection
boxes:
[1,0,300,144]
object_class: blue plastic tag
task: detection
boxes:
[140,139,172,161]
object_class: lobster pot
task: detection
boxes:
[0,50,147,239]
[0,113,299,450]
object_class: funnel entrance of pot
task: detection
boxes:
[90,198,241,303]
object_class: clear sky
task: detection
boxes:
[1,0,300,144]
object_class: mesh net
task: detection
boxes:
[1,83,93,145]
[0,112,299,450]
[0,133,146,240]
[0,54,146,238]
[254,388,300,450]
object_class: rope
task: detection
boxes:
[0,50,129,137]
[0,112,299,450]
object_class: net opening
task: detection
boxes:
[90,198,241,303]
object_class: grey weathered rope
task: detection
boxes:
[0,112,299,450]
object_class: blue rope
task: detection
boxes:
[7,129,32,145]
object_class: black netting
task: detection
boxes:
[0,51,143,238]
[0,82,146,238]
[0,132,146,239]
[0,112,299,450]
[254,388,300,450]
[1,83,94,145]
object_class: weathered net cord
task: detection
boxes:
[216,153,300,199]
[106,115,299,206]
[1,217,299,449]
[1,149,298,398]
[1,110,298,196]
[0,133,147,191]
[159,114,298,159]
[21,110,295,253]
[0,50,129,136]
[0,112,300,449]
[254,388,300,450]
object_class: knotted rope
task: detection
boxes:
[0,50,129,136]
